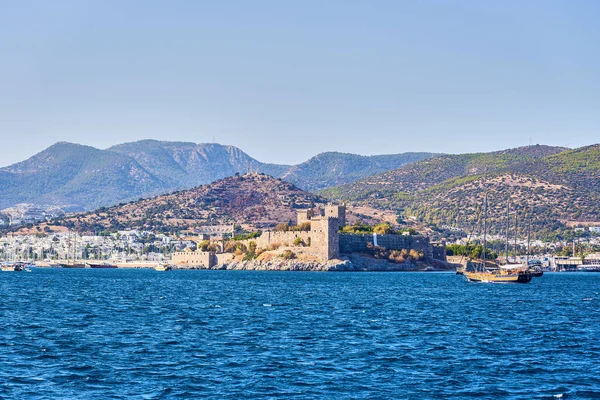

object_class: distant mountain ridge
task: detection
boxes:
[280,151,437,192]
[0,140,436,210]
[0,142,163,211]
[320,144,600,239]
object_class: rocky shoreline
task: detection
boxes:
[178,254,457,272]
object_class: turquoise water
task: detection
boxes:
[1,270,599,399]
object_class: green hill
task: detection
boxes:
[320,145,600,240]
[280,151,438,192]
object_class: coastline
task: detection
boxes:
[179,254,457,272]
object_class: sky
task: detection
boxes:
[1,0,599,166]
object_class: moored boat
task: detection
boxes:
[464,260,532,283]
[527,260,544,277]
[461,194,532,284]
[60,263,87,268]
[1,262,26,272]
[577,264,600,272]
[154,263,172,271]
[86,262,118,269]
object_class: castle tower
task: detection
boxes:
[324,204,346,228]
[297,209,314,225]
[310,217,339,260]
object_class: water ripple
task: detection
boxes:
[1,270,599,398]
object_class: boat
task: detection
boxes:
[1,262,26,272]
[154,263,172,271]
[577,263,600,272]
[527,260,544,277]
[464,260,532,284]
[86,262,118,269]
[462,194,532,284]
[60,263,87,268]
[60,230,87,268]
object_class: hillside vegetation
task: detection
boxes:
[35,174,385,234]
[320,145,600,240]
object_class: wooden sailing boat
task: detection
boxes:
[60,230,87,268]
[463,194,532,284]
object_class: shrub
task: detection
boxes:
[297,222,311,231]
[389,250,407,263]
[269,242,282,251]
[408,249,424,261]
[248,241,257,254]
[341,221,374,234]
[293,237,305,246]
[233,231,261,240]
[224,241,247,253]
[281,250,295,260]
[224,241,237,253]
[236,243,247,253]
[274,223,290,232]
[207,242,220,252]
[373,223,394,234]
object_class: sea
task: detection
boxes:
[1,270,599,399]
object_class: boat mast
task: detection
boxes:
[526,211,532,265]
[514,211,518,263]
[483,193,488,267]
[505,200,510,265]
[73,231,77,263]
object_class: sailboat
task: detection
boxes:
[524,213,543,277]
[463,194,532,284]
[60,230,87,268]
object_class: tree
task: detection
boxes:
[373,223,393,234]
[274,223,290,232]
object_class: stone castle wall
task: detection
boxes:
[431,242,447,261]
[172,251,234,268]
[339,234,436,260]
[239,231,312,249]
[189,205,446,264]
[172,250,215,267]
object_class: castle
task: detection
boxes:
[172,204,446,267]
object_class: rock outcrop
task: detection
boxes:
[208,254,456,272]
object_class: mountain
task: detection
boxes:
[0,140,436,210]
[107,140,289,188]
[0,142,164,211]
[40,174,384,233]
[280,151,438,192]
[320,145,600,239]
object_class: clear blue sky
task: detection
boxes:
[1,0,599,166]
